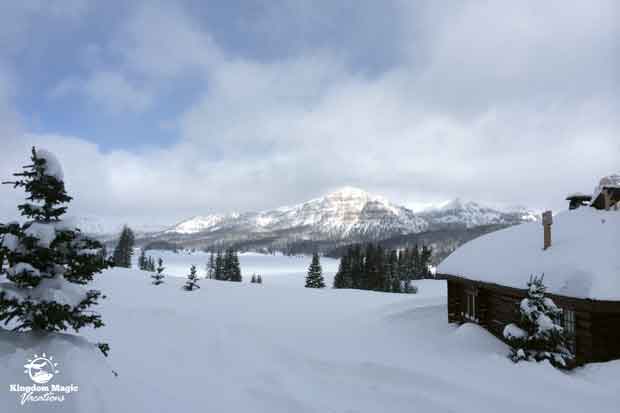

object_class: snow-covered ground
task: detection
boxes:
[142,250,340,287]
[1,260,619,412]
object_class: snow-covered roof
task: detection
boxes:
[592,174,620,202]
[565,192,591,199]
[438,207,620,301]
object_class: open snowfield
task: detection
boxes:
[143,250,340,287]
[1,255,619,412]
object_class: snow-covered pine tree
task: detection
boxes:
[151,258,165,285]
[305,252,325,288]
[503,275,574,368]
[183,265,200,291]
[250,274,256,283]
[0,147,110,354]
[113,226,135,268]
[256,274,262,284]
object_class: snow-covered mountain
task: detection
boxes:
[164,187,426,240]
[165,213,242,235]
[417,198,538,229]
[158,188,537,249]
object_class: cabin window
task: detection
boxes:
[562,309,577,353]
[462,289,478,323]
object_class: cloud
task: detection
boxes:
[112,2,221,79]
[51,71,154,113]
[1,0,619,227]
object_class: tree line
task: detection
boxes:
[333,243,432,293]
[206,249,242,282]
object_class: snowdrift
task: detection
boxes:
[0,331,126,412]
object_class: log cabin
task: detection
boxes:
[590,174,620,211]
[437,180,620,365]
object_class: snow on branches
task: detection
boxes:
[0,147,110,354]
[183,265,200,291]
[503,275,574,368]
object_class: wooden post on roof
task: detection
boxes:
[542,210,553,250]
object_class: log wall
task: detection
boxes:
[444,275,620,365]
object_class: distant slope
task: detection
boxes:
[325,224,511,264]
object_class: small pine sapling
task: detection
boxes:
[305,252,325,288]
[183,265,200,291]
[152,258,165,285]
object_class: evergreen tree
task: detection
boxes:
[230,250,242,282]
[250,274,256,283]
[214,250,224,280]
[305,252,325,288]
[206,251,215,279]
[366,244,384,291]
[382,249,399,292]
[138,248,147,270]
[222,249,231,280]
[403,248,414,281]
[334,244,420,294]
[256,274,262,284]
[411,245,421,279]
[98,244,108,266]
[420,245,432,278]
[0,147,110,353]
[113,226,135,268]
[183,265,200,291]
[333,256,346,289]
[147,256,155,272]
[334,253,354,289]
[151,258,165,285]
[349,245,364,289]
[503,275,573,368]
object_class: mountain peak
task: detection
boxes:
[162,190,536,239]
[325,186,371,199]
[440,198,478,211]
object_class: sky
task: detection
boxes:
[0,0,618,228]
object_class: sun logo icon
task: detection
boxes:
[23,353,60,384]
